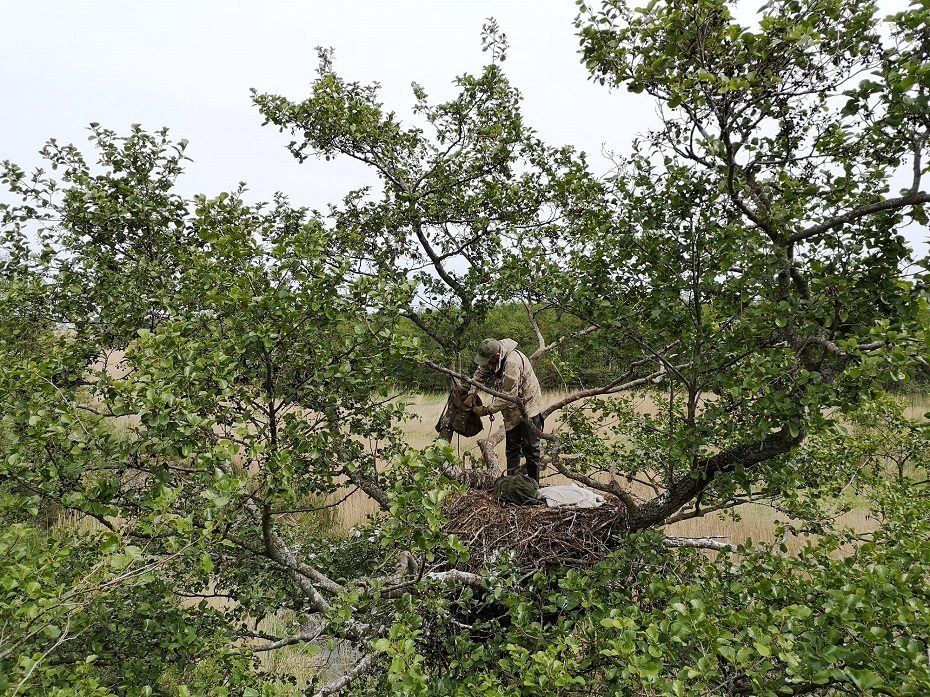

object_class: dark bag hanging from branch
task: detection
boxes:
[435,383,483,438]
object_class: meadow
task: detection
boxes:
[79,353,929,547]
[326,391,930,548]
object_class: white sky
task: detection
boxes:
[0,0,923,252]
[1,1,659,207]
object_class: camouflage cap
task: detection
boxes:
[474,338,502,366]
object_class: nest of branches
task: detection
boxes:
[440,489,630,572]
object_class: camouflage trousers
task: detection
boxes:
[505,414,544,483]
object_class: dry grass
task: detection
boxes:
[333,390,896,552]
[903,392,930,419]
[91,348,925,547]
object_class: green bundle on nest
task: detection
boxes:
[493,474,540,505]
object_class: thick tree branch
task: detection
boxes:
[424,569,486,587]
[789,191,930,243]
[401,311,451,351]
[629,426,804,530]
[241,500,342,609]
[424,360,527,413]
[344,468,390,508]
[528,323,599,362]
[411,218,469,303]
[525,300,547,356]
[908,130,926,196]
[542,367,672,418]
[521,300,599,360]
[253,628,322,653]
[376,569,488,598]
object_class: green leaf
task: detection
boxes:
[848,669,884,690]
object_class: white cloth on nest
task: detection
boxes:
[538,485,605,509]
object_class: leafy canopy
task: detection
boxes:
[1,1,930,695]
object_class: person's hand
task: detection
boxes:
[473,405,490,417]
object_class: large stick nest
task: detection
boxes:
[440,489,630,572]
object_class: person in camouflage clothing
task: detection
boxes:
[467,338,545,483]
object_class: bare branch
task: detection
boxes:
[377,568,488,598]
[271,487,359,516]
[528,323,599,362]
[662,497,754,525]
[807,335,848,356]
[424,360,526,412]
[253,628,322,653]
[542,366,676,418]
[524,299,547,356]
[11,619,73,697]
[311,653,377,697]
[909,129,926,196]
[472,424,506,478]
[664,536,734,552]
[423,569,486,587]
[806,335,887,356]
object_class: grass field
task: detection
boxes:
[85,353,930,546]
[92,348,926,548]
[328,391,930,548]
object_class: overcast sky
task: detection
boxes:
[1,1,659,207]
[1,0,922,252]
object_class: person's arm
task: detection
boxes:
[464,363,495,408]
[470,362,495,388]
[475,356,520,415]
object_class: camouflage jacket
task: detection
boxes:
[471,338,543,430]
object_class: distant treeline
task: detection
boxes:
[389,303,622,392]
[388,303,930,396]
